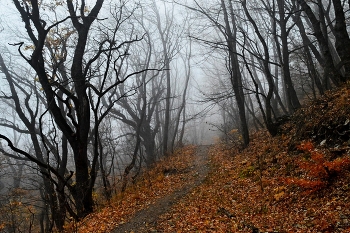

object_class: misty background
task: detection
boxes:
[0,0,348,232]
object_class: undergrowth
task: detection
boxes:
[284,141,350,195]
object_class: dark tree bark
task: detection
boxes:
[152,0,175,154]
[296,0,345,86]
[221,0,250,146]
[331,0,350,76]
[10,0,109,219]
[181,0,250,146]
[291,7,325,94]
[276,0,301,112]
[242,0,277,136]
[0,53,66,231]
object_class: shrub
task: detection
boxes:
[284,142,350,194]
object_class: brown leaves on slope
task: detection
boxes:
[287,84,350,149]
[156,130,350,232]
[64,145,198,233]
[70,84,350,232]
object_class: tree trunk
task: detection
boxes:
[297,0,345,86]
[292,8,325,94]
[242,0,277,136]
[221,0,250,146]
[331,0,350,77]
[277,0,301,112]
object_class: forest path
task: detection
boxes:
[111,145,211,233]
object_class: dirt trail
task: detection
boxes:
[111,145,210,233]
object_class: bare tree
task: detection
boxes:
[296,0,345,86]
[273,0,301,111]
[181,0,250,146]
[0,1,154,226]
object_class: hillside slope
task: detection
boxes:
[68,84,350,233]
[155,84,350,232]
[64,146,210,233]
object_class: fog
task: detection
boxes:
[0,0,347,231]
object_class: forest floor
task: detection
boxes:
[70,145,211,233]
[71,84,350,233]
[110,145,210,233]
